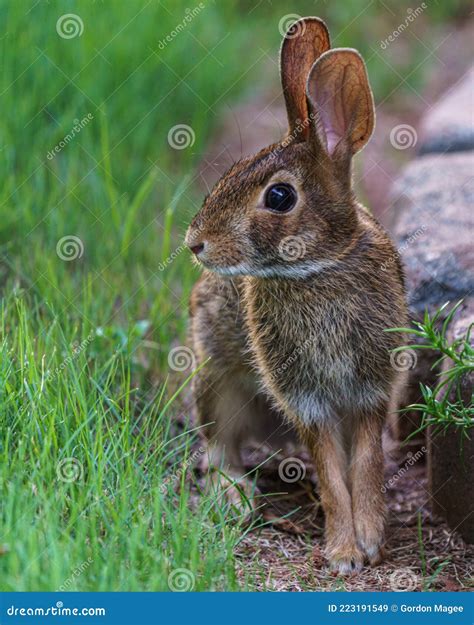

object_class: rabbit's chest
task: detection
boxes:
[260,330,357,416]
[244,284,386,423]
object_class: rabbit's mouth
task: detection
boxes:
[186,235,252,276]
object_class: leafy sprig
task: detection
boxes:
[386,301,474,438]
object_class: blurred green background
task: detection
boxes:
[0,0,469,591]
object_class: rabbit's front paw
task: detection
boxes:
[209,471,258,519]
[354,517,385,566]
[326,543,364,575]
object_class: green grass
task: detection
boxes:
[0,0,466,591]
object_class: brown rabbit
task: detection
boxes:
[185,17,407,574]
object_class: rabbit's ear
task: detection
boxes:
[280,17,330,140]
[306,49,374,159]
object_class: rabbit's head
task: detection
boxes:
[186,17,375,279]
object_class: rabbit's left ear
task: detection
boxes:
[280,17,330,140]
[306,49,375,159]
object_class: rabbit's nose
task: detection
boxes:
[189,242,205,255]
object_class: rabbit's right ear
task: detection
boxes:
[306,49,375,161]
[280,17,330,140]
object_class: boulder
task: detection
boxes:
[419,67,474,156]
[391,151,474,441]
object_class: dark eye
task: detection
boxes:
[264,183,297,213]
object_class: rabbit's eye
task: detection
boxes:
[264,183,297,213]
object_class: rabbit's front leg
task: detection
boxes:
[301,424,364,574]
[350,411,386,565]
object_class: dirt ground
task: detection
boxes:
[177,389,473,592]
[231,437,473,591]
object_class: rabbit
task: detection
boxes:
[185,17,407,574]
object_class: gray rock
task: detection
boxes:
[420,129,474,156]
[418,68,474,155]
[391,152,474,442]
[392,152,474,313]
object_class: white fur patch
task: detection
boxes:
[282,382,391,426]
[286,393,335,425]
[212,260,337,279]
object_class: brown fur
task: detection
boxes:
[185,17,407,574]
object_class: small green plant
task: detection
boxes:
[387,301,474,438]
[417,513,450,591]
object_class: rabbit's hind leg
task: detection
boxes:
[193,367,261,514]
